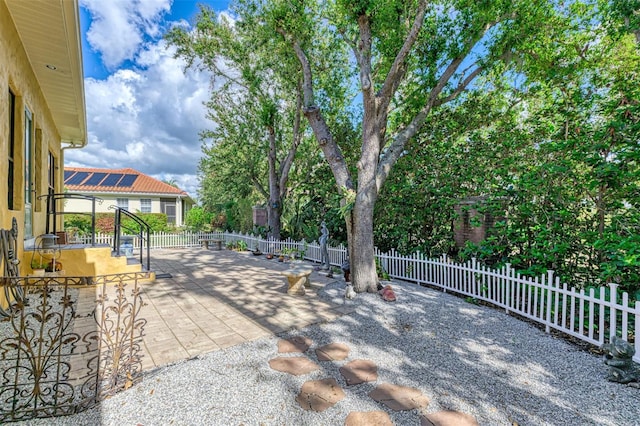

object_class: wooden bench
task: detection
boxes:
[281,267,313,295]
[199,239,223,250]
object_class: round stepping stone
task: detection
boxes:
[268,356,320,376]
[369,383,429,411]
[339,359,378,385]
[296,378,345,412]
[345,411,393,426]
[420,411,479,426]
[278,336,312,353]
[316,343,350,361]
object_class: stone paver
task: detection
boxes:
[268,356,320,376]
[278,336,313,353]
[316,342,350,361]
[339,359,378,385]
[138,249,344,369]
[296,378,346,412]
[345,411,394,426]
[420,411,479,426]
[369,383,430,411]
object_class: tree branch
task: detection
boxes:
[279,84,304,196]
[376,14,512,191]
[434,65,483,107]
[356,14,374,99]
[277,27,354,191]
[252,175,268,199]
[378,0,428,111]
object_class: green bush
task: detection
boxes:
[185,206,214,231]
[122,213,170,233]
[63,214,92,235]
[64,212,172,234]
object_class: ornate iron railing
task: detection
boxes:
[0,273,149,422]
[111,206,151,271]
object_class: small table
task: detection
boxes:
[200,239,223,250]
[281,267,313,295]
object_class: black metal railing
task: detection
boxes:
[111,207,151,271]
[39,193,103,246]
[0,273,149,422]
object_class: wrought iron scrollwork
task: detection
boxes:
[0,273,149,422]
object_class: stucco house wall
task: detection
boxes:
[0,0,86,280]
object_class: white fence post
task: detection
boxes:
[608,283,619,342]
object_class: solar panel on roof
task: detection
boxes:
[117,174,138,187]
[64,170,74,181]
[83,172,107,186]
[65,172,89,185]
[99,173,123,186]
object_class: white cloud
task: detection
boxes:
[66,40,213,197]
[81,0,171,69]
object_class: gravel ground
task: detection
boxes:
[16,279,640,426]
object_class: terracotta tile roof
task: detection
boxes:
[64,167,189,196]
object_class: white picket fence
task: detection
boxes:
[81,230,639,362]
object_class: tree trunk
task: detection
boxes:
[350,192,379,293]
[350,109,381,293]
[267,126,281,240]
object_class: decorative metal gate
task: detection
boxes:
[0,273,148,422]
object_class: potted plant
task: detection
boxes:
[30,259,47,276]
[281,247,299,262]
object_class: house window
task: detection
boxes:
[117,198,129,210]
[8,89,15,210]
[160,198,176,224]
[140,199,151,213]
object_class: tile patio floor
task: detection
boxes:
[138,248,353,370]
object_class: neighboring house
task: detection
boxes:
[64,167,194,227]
[1,0,87,273]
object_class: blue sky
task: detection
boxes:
[67,0,232,198]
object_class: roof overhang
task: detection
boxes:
[5,0,87,147]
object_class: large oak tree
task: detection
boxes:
[260,0,561,292]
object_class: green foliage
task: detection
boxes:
[376,258,390,280]
[65,213,172,235]
[30,258,48,269]
[122,213,170,234]
[185,206,214,231]
[225,240,249,251]
[209,199,254,233]
[63,214,92,235]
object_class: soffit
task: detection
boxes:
[5,0,86,146]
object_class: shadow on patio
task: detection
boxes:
[138,248,352,369]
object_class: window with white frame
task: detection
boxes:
[117,198,129,210]
[140,198,151,213]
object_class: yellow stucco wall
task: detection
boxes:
[1,0,66,306]
[26,246,143,277]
